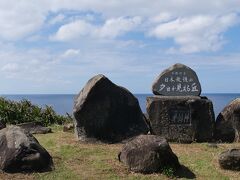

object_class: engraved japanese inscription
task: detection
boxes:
[152,63,201,96]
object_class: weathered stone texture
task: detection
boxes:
[215,98,240,142]
[119,135,180,173]
[17,122,52,134]
[73,74,148,143]
[219,149,240,171]
[146,96,215,143]
[0,126,53,173]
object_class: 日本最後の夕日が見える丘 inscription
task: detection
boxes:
[152,63,201,96]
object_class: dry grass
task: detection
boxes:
[1,126,240,179]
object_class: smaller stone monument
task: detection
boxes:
[147,63,215,143]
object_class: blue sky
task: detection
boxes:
[1,0,240,94]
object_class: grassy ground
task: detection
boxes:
[1,126,240,180]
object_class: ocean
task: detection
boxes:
[1,94,240,117]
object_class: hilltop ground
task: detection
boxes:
[0,126,240,180]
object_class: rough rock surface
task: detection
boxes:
[73,74,148,143]
[219,149,240,171]
[152,63,201,96]
[63,123,74,132]
[0,126,53,173]
[146,96,215,143]
[119,135,180,173]
[215,98,240,142]
[17,122,52,134]
[0,121,6,130]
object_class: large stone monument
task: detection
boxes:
[147,63,215,143]
[73,74,148,143]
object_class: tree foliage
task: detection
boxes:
[0,97,72,126]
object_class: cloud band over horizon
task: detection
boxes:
[0,1,240,94]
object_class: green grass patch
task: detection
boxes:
[1,127,240,179]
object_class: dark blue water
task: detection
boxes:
[1,94,240,117]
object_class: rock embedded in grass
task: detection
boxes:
[73,74,148,143]
[0,126,54,173]
[118,135,180,174]
[63,123,74,132]
[17,122,52,134]
[219,149,240,171]
[207,143,218,148]
[215,98,240,142]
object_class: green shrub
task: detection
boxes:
[0,97,72,126]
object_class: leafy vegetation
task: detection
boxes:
[0,97,72,126]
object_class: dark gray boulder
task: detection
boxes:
[152,63,201,96]
[0,126,53,173]
[0,121,6,130]
[119,135,180,173]
[219,149,240,171]
[215,98,240,142]
[146,96,215,143]
[17,122,52,134]
[73,74,148,143]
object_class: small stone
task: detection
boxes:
[215,98,240,142]
[119,135,180,173]
[219,149,240,171]
[207,143,218,148]
[0,126,53,172]
[17,122,52,134]
[152,63,201,96]
[63,123,74,132]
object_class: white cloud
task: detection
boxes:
[1,63,19,72]
[48,14,65,25]
[0,0,46,40]
[45,0,240,18]
[50,20,93,41]
[62,49,80,58]
[51,16,141,41]
[47,1,240,52]
[150,13,239,53]
[1,63,20,78]
[0,1,240,94]
[0,1,239,54]
[96,16,141,38]
[150,12,173,23]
